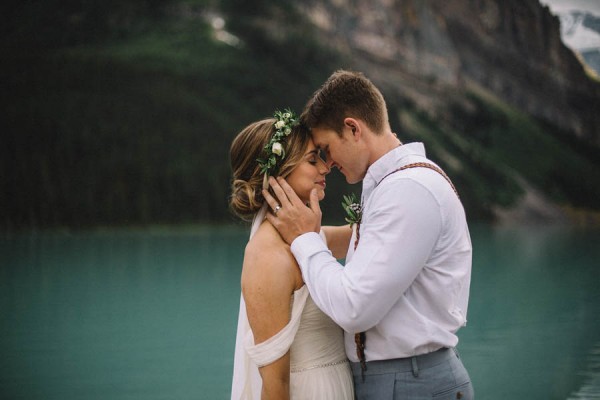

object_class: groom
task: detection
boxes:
[263,70,474,399]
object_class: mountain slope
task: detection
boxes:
[233,0,600,222]
[1,0,599,228]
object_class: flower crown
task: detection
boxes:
[257,109,299,182]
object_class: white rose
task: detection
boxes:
[272,142,283,156]
[275,120,286,130]
[284,127,291,135]
[283,112,291,119]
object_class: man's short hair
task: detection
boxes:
[301,70,389,136]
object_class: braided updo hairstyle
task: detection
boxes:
[229,118,311,221]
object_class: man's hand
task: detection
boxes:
[262,177,322,245]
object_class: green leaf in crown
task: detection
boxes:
[257,108,299,177]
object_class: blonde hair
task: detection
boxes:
[229,118,310,221]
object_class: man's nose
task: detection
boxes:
[319,158,331,174]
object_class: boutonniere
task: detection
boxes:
[342,193,362,226]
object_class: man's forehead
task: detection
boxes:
[312,139,328,151]
[310,127,335,145]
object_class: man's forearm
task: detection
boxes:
[322,225,352,259]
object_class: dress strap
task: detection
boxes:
[244,286,309,367]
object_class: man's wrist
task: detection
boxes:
[290,232,328,271]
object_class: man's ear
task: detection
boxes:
[343,117,361,141]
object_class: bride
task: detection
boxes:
[229,110,354,399]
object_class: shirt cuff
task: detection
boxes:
[290,232,329,272]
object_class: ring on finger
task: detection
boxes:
[274,205,282,214]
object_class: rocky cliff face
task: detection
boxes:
[295,0,600,144]
[436,0,599,142]
[554,9,600,77]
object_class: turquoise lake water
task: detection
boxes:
[1,224,599,399]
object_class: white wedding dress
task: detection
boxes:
[231,205,354,400]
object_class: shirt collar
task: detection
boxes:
[361,142,426,203]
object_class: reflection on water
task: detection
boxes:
[0,224,599,399]
[567,341,600,400]
[462,224,600,399]
[0,226,249,400]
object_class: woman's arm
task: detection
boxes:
[322,225,353,259]
[241,232,300,399]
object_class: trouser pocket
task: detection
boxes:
[432,381,474,399]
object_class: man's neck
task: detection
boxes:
[367,131,402,166]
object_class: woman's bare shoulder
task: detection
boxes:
[242,221,302,292]
[242,222,302,346]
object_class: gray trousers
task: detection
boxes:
[350,347,474,399]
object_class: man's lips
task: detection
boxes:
[316,180,326,188]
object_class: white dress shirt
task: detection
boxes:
[291,142,472,361]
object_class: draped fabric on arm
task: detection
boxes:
[230,204,310,399]
[245,287,309,367]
